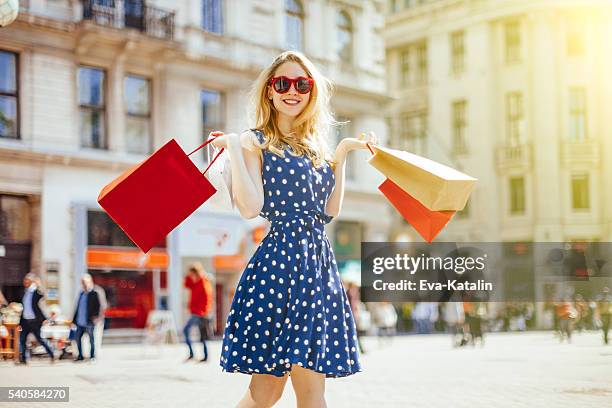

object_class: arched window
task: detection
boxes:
[337,10,353,63]
[285,0,304,51]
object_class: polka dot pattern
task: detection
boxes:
[219,130,362,378]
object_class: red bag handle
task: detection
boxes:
[187,134,225,175]
[366,142,375,155]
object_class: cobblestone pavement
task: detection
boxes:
[1,331,611,408]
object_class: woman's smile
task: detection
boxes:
[282,98,301,106]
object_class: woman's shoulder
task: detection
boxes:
[238,129,267,153]
[247,128,266,145]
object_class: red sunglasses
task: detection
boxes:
[269,76,314,94]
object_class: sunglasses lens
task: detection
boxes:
[296,78,312,94]
[273,77,290,93]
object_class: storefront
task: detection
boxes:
[85,209,168,329]
[0,194,37,303]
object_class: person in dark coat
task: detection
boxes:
[19,273,55,363]
[72,273,101,361]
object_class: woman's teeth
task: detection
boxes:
[283,99,300,105]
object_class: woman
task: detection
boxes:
[212,51,376,407]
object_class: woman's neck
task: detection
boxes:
[277,114,294,137]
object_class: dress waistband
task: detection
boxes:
[268,211,333,231]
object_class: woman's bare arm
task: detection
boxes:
[325,132,378,218]
[325,146,348,218]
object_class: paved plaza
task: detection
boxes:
[0,331,611,408]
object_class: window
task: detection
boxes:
[400,111,427,154]
[87,210,168,248]
[335,116,356,181]
[450,30,465,74]
[202,0,223,34]
[400,49,410,88]
[509,176,525,215]
[567,19,585,56]
[506,92,523,146]
[504,21,521,64]
[337,11,353,64]
[124,75,151,155]
[124,0,145,31]
[201,89,224,161]
[569,87,586,141]
[452,100,467,154]
[571,174,590,210]
[285,0,304,51]
[0,51,18,139]
[416,42,427,84]
[78,67,106,149]
[0,195,30,242]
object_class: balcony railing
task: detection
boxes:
[82,0,175,41]
[495,143,532,170]
[560,140,600,167]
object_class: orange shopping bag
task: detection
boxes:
[98,137,224,253]
[378,178,455,242]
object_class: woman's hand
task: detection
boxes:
[336,131,378,156]
[210,130,261,153]
[209,131,240,149]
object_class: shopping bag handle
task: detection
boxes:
[365,142,375,155]
[187,135,225,175]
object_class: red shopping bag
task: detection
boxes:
[378,178,456,243]
[98,138,224,253]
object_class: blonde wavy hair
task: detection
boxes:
[249,51,337,169]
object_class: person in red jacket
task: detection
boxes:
[183,263,213,362]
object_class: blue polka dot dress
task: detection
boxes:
[219,129,362,378]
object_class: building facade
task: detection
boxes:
[384,0,612,243]
[0,0,390,334]
[384,0,612,325]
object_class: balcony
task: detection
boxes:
[82,0,175,41]
[495,143,532,170]
[560,140,600,168]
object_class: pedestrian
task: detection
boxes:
[413,302,437,334]
[92,283,107,358]
[574,294,588,332]
[371,302,398,345]
[18,273,55,364]
[183,262,213,362]
[444,302,466,347]
[595,287,611,345]
[72,273,101,361]
[556,299,577,343]
[214,50,375,407]
[464,301,486,346]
